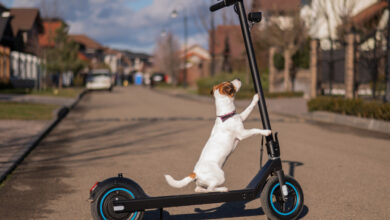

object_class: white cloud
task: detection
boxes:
[12,0,214,53]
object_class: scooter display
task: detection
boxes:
[89,1,304,219]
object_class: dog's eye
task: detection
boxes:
[223,84,235,96]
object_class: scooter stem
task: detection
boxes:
[235,1,271,132]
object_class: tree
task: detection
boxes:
[262,11,308,91]
[45,23,85,88]
[153,32,181,85]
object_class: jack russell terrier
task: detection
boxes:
[165,79,271,192]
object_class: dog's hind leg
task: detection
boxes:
[214,186,228,192]
[195,186,207,192]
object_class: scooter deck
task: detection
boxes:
[114,188,256,212]
[113,159,280,212]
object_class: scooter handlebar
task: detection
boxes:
[210,0,238,12]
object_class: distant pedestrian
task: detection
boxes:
[134,72,143,85]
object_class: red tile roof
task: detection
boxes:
[68,34,103,50]
[351,1,388,26]
[38,19,64,47]
[10,8,43,36]
[78,52,90,62]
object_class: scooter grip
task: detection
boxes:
[210,1,226,12]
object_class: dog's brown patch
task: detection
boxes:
[211,82,236,97]
[189,172,196,179]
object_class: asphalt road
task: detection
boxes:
[0,87,389,220]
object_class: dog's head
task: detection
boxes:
[210,78,241,98]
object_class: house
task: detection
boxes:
[38,18,64,49]
[104,47,123,74]
[350,0,388,48]
[210,25,246,74]
[301,0,379,49]
[0,5,13,83]
[10,8,43,55]
[121,50,152,74]
[69,34,104,68]
[179,45,210,86]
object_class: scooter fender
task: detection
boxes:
[89,174,147,202]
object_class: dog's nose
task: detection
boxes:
[235,78,241,82]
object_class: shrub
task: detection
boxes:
[308,96,390,121]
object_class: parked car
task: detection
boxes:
[86,69,114,91]
[150,72,167,87]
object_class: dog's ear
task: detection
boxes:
[222,83,236,97]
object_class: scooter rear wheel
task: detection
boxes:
[260,175,304,220]
[91,177,145,220]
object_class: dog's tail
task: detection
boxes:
[164,172,196,188]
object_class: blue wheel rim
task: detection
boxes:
[270,182,300,216]
[100,187,138,220]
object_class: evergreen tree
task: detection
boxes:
[45,23,85,88]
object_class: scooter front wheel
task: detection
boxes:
[90,176,145,220]
[260,175,304,220]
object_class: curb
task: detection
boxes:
[0,90,88,184]
[301,111,390,135]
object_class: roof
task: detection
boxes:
[68,34,103,50]
[0,3,8,12]
[258,0,300,12]
[181,45,210,60]
[211,25,245,59]
[104,47,122,56]
[78,52,90,62]
[10,8,43,36]
[351,1,388,26]
[38,19,64,47]
[121,50,150,59]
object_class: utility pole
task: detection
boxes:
[171,8,188,87]
[385,0,390,102]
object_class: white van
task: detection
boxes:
[86,69,113,91]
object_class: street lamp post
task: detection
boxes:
[385,0,390,102]
[171,9,188,88]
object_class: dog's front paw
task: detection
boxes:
[263,130,272,136]
[252,94,259,103]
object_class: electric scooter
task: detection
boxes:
[89,1,304,219]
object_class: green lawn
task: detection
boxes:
[0,87,84,98]
[0,102,59,120]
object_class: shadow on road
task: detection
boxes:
[282,160,304,177]
[143,202,309,219]
[142,160,308,219]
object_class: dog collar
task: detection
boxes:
[218,110,236,122]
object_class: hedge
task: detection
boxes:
[308,96,390,121]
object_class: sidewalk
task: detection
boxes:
[0,120,48,180]
[0,93,80,183]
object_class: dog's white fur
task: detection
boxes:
[165,79,271,192]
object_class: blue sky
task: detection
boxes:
[0,0,224,54]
